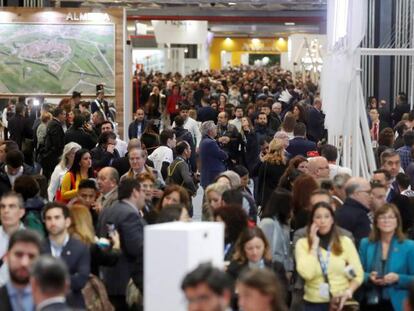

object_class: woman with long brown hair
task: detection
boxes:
[291,174,319,231]
[295,202,363,311]
[146,184,190,224]
[227,227,288,295]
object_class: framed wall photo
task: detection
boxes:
[0,23,116,95]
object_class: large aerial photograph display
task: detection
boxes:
[0,23,115,95]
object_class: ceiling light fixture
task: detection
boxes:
[228,2,236,5]
[284,22,295,26]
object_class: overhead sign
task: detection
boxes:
[152,20,208,44]
[65,12,111,23]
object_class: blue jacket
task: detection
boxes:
[199,136,228,188]
[359,237,414,311]
[286,136,317,157]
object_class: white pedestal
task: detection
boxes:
[144,222,224,311]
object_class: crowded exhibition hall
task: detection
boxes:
[2,0,414,310]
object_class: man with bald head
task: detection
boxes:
[336,177,372,246]
[307,156,330,180]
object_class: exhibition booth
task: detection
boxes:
[0,7,326,139]
[0,7,131,136]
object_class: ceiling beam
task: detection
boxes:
[127,15,324,23]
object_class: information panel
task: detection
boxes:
[0,23,115,95]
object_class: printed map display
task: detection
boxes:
[0,23,115,95]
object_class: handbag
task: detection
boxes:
[55,172,76,203]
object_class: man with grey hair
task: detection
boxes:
[274,131,289,149]
[95,167,119,213]
[307,156,330,180]
[271,102,282,117]
[336,177,372,246]
[30,255,70,311]
[112,138,141,177]
[332,173,351,208]
[199,121,228,188]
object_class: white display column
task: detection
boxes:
[144,222,224,311]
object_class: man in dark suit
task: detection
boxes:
[98,178,146,310]
[40,107,66,181]
[31,255,71,311]
[111,139,154,177]
[286,122,317,157]
[128,108,146,140]
[95,167,119,234]
[0,230,42,311]
[41,202,90,309]
[7,103,33,150]
[91,84,111,121]
[369,108,389,144]
[336,177,372,247]
[0,150,35,196]
[90,132,120,171]
[307,98,325,142]
[199,121,228,188]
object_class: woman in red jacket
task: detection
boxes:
[166,84,182,123]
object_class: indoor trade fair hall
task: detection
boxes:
[1,1,414,311]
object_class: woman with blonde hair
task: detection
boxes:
[47,142,81,201]
[359,204,414,311]
[257,138,287,209]
[69,204,120,276]
[202,182,231,221]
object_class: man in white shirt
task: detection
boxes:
[321,144,352,179]
[229,106,243,133]
[148,129,176,179]
[0,192,25,262]
[0,192,26,286]
[173,104,202,151]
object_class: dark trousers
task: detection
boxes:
[304,302,330,311]
[362,300,393,311]
[109,295,128,311]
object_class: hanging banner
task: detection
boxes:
[152,20,208,44]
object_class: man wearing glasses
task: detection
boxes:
[336,177,372,247]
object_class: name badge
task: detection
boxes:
[319,282,330,299]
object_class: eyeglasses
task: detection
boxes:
[378,215,397,221]
[357,189,372,195]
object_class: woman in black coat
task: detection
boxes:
[257,138,287,208]
[240,116,260,175]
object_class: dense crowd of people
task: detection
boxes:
[1,66,414,311]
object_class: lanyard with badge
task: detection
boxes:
[317,245,332,300]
